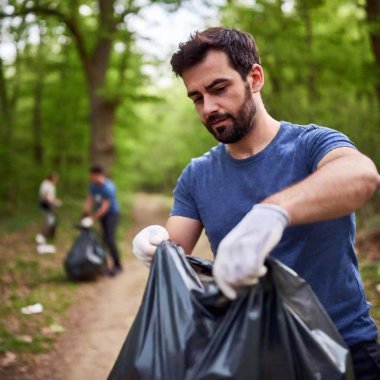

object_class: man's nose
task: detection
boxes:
[202,95,219,118]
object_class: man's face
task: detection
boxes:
[90,173,104,185]
[182,50,256,144]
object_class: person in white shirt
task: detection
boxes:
[35,172,62,250]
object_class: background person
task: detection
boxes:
[81,166,123,276]
[35,172,62,251]
[132,27,380,379]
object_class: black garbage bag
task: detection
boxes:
[64,228,107,281]
[108,240,354,380]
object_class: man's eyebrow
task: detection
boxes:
[205,78,230,91]
[187,78,230,98]
[187,89,199,98]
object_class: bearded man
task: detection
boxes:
[132,27,380,379]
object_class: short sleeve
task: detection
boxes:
[101,184,114,200]
[300,125,356,172]
[170,163,200,220]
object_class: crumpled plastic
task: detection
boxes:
[108,240,354,380]
[64,228,106,281]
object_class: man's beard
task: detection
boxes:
[204,85,256,144]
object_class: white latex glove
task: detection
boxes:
[132,225,170,267]
[81,216,94,228]
[213,204,290,300]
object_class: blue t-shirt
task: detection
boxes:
[170,121,378,346]
[89,179,120,216]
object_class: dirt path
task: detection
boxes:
[2,193,380,379]
[31,193,211,380]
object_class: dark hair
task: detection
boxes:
[90,166,104,174]
[170,27,261,79]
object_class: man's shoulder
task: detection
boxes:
[281,121,322,134]
[282,121,339,136]
[40,179,53,190]
[189,144,223,167]
[104,179,117,194]
[280,121,347,145]
[105,178,115,187]
[41,179,50,186]
[177,145,222,183]
[90,180,116,197]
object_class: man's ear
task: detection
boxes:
[247,64,264,93]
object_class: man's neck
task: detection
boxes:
[226,110,280,160]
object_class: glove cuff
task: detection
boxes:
[253,203,290,226]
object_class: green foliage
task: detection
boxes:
[120,84,215,192]
[221,0,380,165]
[359,260,380,324]
[116,0,380,193]
[0,1,152,206]
[0,190,131,357]
[0,0,380,199]
[0,228,75,355]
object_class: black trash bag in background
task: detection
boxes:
[64,228,107,281]
[108,240,354,380]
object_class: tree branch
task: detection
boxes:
[116,0,141,23]
[0,6,89,67]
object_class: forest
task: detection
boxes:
[0,0,379,211]
[1,1,380,377]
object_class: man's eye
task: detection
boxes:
[192,96,203,104]
[215,86,226,93]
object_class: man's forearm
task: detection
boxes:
[92,200,111,220]
[262,151,380,226]
[92,209,106,220]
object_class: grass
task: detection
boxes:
[360,261,380,324]
[0,194,132,359]
[0,329,54,354]
[356,194,380,327]
[0,212,78,356]
[0,193,379,362]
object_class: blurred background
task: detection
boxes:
[1,0,380,378]
[1,0,379,205]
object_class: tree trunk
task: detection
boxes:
[84,0,117,173]
[366,0,380,103]
[88,87,116,172]
[85,36,116,173]
[0,0,121,174]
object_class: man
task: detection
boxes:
[132,27,380,378]
[35,172,62,253]
[82,166,123,276]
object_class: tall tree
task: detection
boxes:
[31,25,45,164]
[0,0,182,172]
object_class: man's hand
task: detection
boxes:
[213,204,289,299]
[132,225,169,267]
[81,216,94,228]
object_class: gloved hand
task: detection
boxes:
[81,216,94,228]
[213,204,290,300]
[132,225,170,267]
